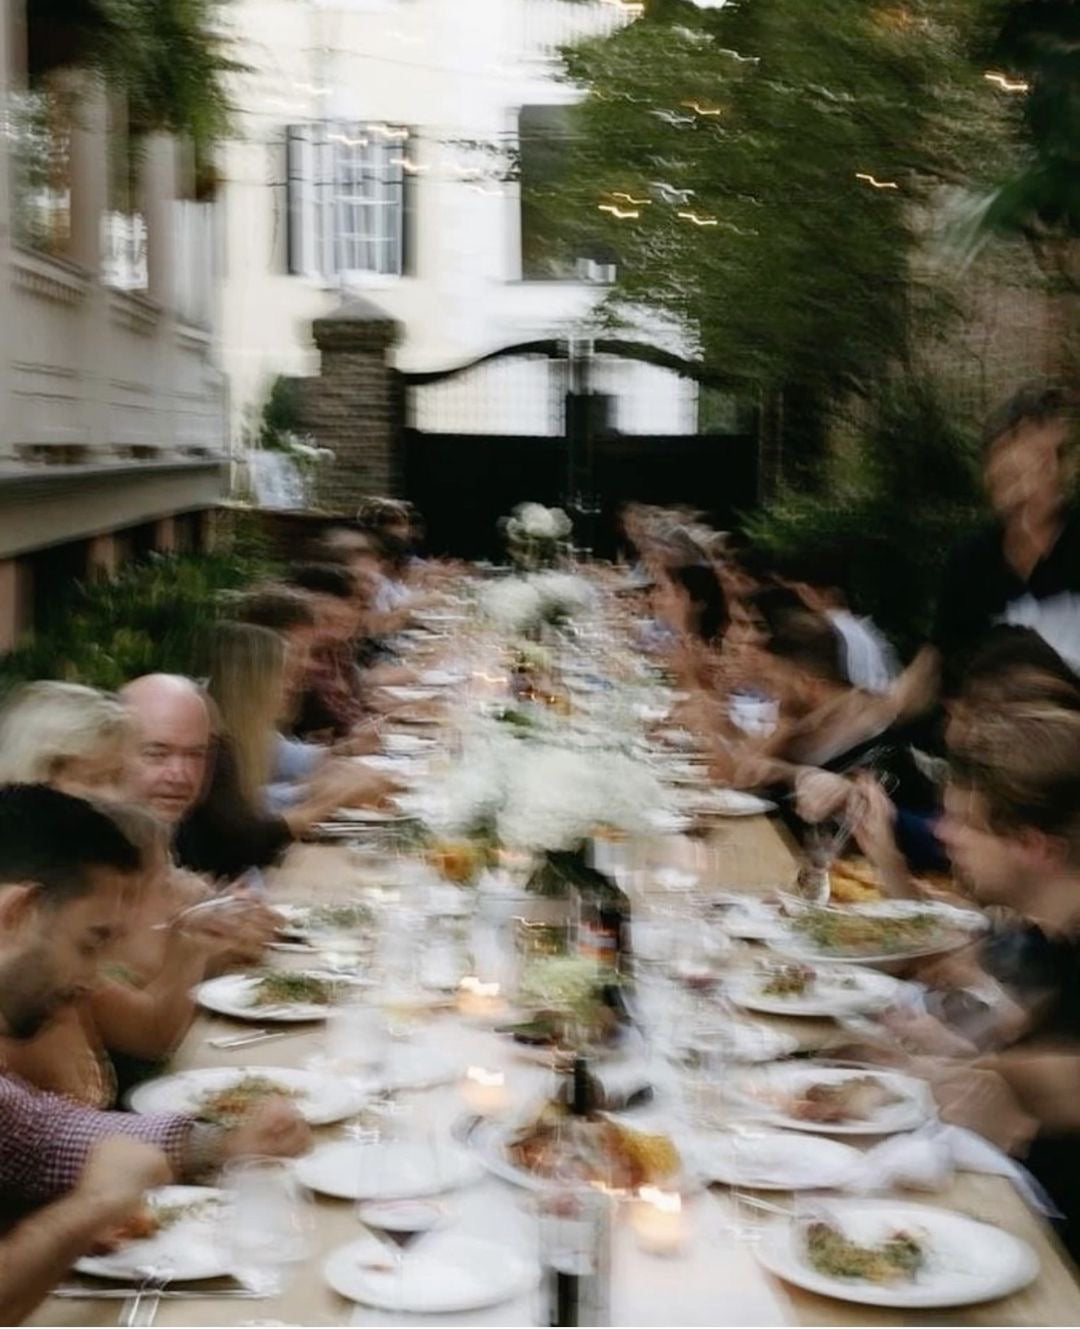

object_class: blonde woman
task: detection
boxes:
[0,681,133,797]
[176,622,387,880]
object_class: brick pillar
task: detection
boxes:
[306,297,403,514]
[0,559,32,653]
[154,515,177,553]
[87,533,118,578]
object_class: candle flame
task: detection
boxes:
[639,1186,682,1213]
[459,976,501,997]
[465,1066,505,1087]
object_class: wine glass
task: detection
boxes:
[354,1100,446,1310]
[223,1158,313,1296]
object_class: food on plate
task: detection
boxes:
[828,863,885,904]
[283,903,372,934]
[506,1102,679,1189]
[791,905,939,956]
[91,1195,220,1253]
[251,971,339,1007]
[789,1075,902,1124]
[805,1220,925,1282]
[760,962,815,998]
[196,1074,300,1126]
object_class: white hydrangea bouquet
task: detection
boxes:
[479,571,594,636]
[501,501,573,569]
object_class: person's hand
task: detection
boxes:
[889,645,940,721]
[849,775,897,857]
[929,1064,1036,1153]
[877,1005,976,1058]
[794,768,851,823]
[335,720,382,757]
[220,1100,312,1161]
[77,1137,173,1227]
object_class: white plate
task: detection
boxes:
[688,789,777,818]
[418,669,466,687]
[707,1021,800,1063]
[725,964,909,1018]
[755,1199,1038,1308]
[330,807,412,824]
[195,972,354,1023]
[769,899,987,966]
[128,1067,367,1126]
[383,733,436,755]
[273,903,374,941]
[75,1187,228,1281]
[382,686,439,703]
[324,1233,538,1313]
[712,895,785,941]
[727,1066,934,1136]
[295,1139,483,1201]
[357,754,428,778]
[465,1114,681,1192]
[693,1132,860,1191]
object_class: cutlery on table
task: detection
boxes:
[208,1028,298,1050]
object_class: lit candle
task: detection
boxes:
[456,975,506,1021]
[461,1066,510,1116]
[631,1186,685,1256]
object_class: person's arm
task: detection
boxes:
[89,928,214,1060]
[0,1076,312,1211]
[0,1075,192,1206]
[0,1137,171,1324]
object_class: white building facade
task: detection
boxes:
[0,0,228,648]
[219,0,699,446]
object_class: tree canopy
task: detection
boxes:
[529,0,1018,397]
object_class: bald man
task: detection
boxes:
[120,675,211,826]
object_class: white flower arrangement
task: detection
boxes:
[507,502,573,543]
[529,571,594,622]
[497,744,673,852]
[502,501,573,569]
[479,578,545,634]
[399,715,672,855]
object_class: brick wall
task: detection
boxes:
[302,298,404,515]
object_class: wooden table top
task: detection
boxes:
[31,817,1080,1327]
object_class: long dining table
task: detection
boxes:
[31,815,1080,1329]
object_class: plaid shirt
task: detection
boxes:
[0,1072,191,1206]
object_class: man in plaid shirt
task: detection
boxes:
[0,786,309,1321]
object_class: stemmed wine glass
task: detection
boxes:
[353,1098,446,1310]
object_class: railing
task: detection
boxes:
[519,0,638,62]
[101,210,148,292]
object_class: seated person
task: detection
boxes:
[0,681,133,798]
[174,625,391,880]
[0,786,310,1321]
[285,563,371,741]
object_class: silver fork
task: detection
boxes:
[119,1264,172,1327]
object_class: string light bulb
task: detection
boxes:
[599,203,641,219]
[855,172,899,190]
[984,71,1030,93]
[678,210,719,226]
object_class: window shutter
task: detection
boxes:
[286,124,312,275]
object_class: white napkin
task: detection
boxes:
[843,1122,1061,1216]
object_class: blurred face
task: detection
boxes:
[0,869,131,1038]
[651,575,688,633]
[985,419,1069,524]
[281,624,316,698]
[313,593,361,644]
[936,783,1030,905]
[52,738,133,802]
[128,694,211,824]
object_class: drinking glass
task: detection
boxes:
[223,1158,313,1295]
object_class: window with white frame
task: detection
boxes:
[287,122,408,280]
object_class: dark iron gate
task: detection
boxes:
[401,339,758,560]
